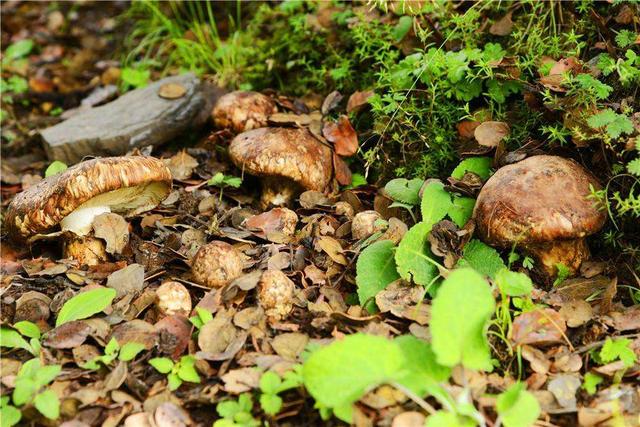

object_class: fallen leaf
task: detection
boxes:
[333,152,352,186]
[521,345,551,374]
[107,264,145,298]
[43,320,92,349]
[604,306,640,331]
[489,11,513,36]
[221,367,261,394]
[110,320,158,350]
[511,308,566,346]
[244,208,298,241]
[391,411,426,427]
[164,151,198,181]
[198,309,237,354]
[158,83,186,99]
[93,213,130,254]
[548,374,581,409]
[271,333,309,360]
[155,315,192,360]
[347,90,374,113]
[321,90,343,115]
[154,402,191,427]
[316,236,348,265]
[323,115,358,156]
[559,300,593,328]
[474,121,510,147]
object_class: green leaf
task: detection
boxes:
[431,268,495,370]
[458,239,506,279]
[356,240,400,311]
[627,158,640,176]
[208,172,242,188]
[12,321,40,339]
[56,288,116,326]
[582,372,603,395]
[448,196,475,227]
[451,157,492,181]
[392,16,413,42]
[118,342,146,361]
[0,326,33,353]
[260,393,283,416]
[395,222,439,286]
[600,338,637,367]
[4,40,34,60]
[384,178,423,205]
[177,356,201,383]
[495,269,532,297]
[496,383,540,427]
[217,399,241,418]
[121,67,150,89]
[394,335,451,396]
[425,411,475,427]
[421,182,452,227]
[33,390,60,420]
[149,357,174,374]
[196,307,214,324]
[104,337,120,355]
[167,373,182,391]
[302,334,404,413]
[12,378,36,406]
[44,161,68,178]
[259,371,282,394]
[587,109,634,139]
[0,403,21,427]
[34,365,61,388]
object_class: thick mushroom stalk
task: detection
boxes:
[64,235,108,266]
[228,128,333,208]
[474,155,606,280]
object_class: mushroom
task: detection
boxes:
[5,156,172,265]
[155,281,191,317]
[258,270,295,321]
[191,241,243,288]
[351,210,385,240]
[212,91,277,133]
[228,127,333,208]
[473,155,606,279]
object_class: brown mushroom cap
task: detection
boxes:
[212,91,277,133]
[474,155,606,247]
[258,270,295,320]
[191,241,243,288]
[6,156,172,242]
[228,127,333,194]
[351,210,385,240]
[155,281,192,317]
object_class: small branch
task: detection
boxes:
[391,381,437,415]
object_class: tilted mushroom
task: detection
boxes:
[228,127,333,208]
[473,155,606,279]
[212,91,277,133]
[191,241,243,288]
[5,156,172,265]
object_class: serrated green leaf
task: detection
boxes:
[600,338,636,367]
[118,342,146,361]
[395,222,439,286]
[431,268,495,370]
[421,182,452,227]
[582,372,603,395]
[384,178,423,205]
[44,161,68,178]
[448,196,475,227]
[627,158,640,176]
[356,240,400,311]
[587,109,634,139]
[302,334,404,413]
[149,357,174,374]
[33,390,60,420]
[495,269,532,297]
[56,288,116,326]
[496,383,540,427]
[451,157,492,180]
[458,239,505,279]
[12,321,40,339]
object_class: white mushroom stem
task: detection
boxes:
[60,205,111,236]
[260,177,301,208]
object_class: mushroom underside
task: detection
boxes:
[60,182,169,235]
[523,238,589,278]
[259,176,303,208]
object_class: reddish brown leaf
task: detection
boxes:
[511,308,567,346]
[323,115,358,156]
[244,208,298,240]
[155,315,192,360]
[347,90,374,113]
[489,11,513,36]
[333,152,352,186]
[43,320,92,349]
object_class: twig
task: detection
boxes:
[391,381,437,415]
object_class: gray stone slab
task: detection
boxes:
[41,73,209,164]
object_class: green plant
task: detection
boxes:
[149,355,201,391]
[214,393,260,427]
[582,372,603,395]
[496,383,541,427]
[208,172,242,201]
[56,287,117,326]
[258,367,303,416]
[120,65,151,91]
[82,338,146,370]
[188,306,213,330]
[44,161,68,178]
[10,359,61,422]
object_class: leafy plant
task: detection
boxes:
[10,359,61,422]
[457,239,506,279]
[258,367,303,416]
[149,355,201,391]
[355,239,400,312]
[597,338,637,368]
[56,287,117,326]
[395,221,439,288]
[214,393,260,427]
[582,372,603,395]
[496,383,540,427]
[587,109,634,139]
[120,66,150,90]
[188,306,214,330]
[82,338,145,370]
[44,161,68,178]
[0,321,41,356]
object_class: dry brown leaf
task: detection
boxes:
[316,236,348,265]
[559,300,593,328]
[155,315,192,360]
[244,208,298,240]
[321,90,343,115]
[347,90,374,113]
[221,367,261,394]
[106,263,145,298]
[333,152,352,186]
[164,151,198,181]
[511,308,567,346]
[323,115,358,156]
[547,373,581,409]
[110,319,158,350]
[474,121,510,147]
[93,212,130,254]
[43,320,92,349]
[271,333,309,360]
[489,11,514,36]
[198,309,237,354]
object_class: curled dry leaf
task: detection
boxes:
[540,57,582,92]
[521,345,551,374]
[321,90,343,115]
[221,367,261,394]
[489,11,514,36]
[323,115,358,157]
[163,151,198,180]
[474,121,510,147]
[511,308,567,346]
[155,402,191,427]
[43,320,92,349]
[316,236,348,265]
[244,208,298,241]
[333,152,353,186]
[92,212,130,254]
[347,89,374,113]
[558,299,593,328]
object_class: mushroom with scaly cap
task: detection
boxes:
[212,91,277,133]
[5,156,172,265]
[473,155,606,279]
[228,127,333,208]
[191,241,243,288]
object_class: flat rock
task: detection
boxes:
[41,73,212,164]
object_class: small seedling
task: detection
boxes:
[188,306,213,330]
[214,393,259,427]
[10,358,61,422]
[82,338,146,370]
[44,160,68,178]
[259,366,303,416]
[0,321,42,356]
[208,172,242,201]
[149,355,201,391]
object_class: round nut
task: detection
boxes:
[351,210,385,240]
[258,270,295,321]
[155,281,192,317]
[191,241,243,288]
